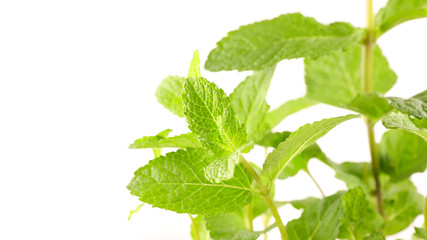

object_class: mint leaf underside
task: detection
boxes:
[382,112,427,141]
[205,13,362,71]
[127,149,254,215]
[305,44,396,107]
[262,114,360,183]
[346,93,393,121]
[230,66,275,141]
[388,89,427,119]
[376,0,427,36]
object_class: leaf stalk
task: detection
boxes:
[241,157,289,240]
[363,0,385,218]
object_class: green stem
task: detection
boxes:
[306,169,325,198]
[241,157,289,240]
[347,225,357,240]
[363,0,385,218]
[424,196,427,235]
[189,214,200,240]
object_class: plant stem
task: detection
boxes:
[424,196,427,236]
[306,170,325,198]
[363,0,385,218]
[189,214,200,240]
[263,215,271,240]
[241,157,289,240]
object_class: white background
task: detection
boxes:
[1,0,426,239]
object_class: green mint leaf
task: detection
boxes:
[204,142,254,183]
[414,227,427,239]
[327,160,373,193]
[129,131,203,149]
[128,203,144,221]
[262,114,359,182]
[364,232,386,240]
[342,187,369,224]
[205,212,271,240]
[287,192,345,240]
[289,197,321,210]
[188,50,202,78]
[346,93,393,121]
[127,149,254,214]
[388,90,427,119]
[382,112,427,141]
[155,76,186,117]
[305,44,397,107]
[383,187,424,235]
[230,66,275,141]
[376,0,427,36]
[379,129,427,181]
[265,97,318,130]
[183,77,248,155]
[256,131,291,148]
[278,143,327,180]
[205,13,362,71]
[191,215,210,240]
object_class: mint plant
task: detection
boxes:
[127,0,427,239]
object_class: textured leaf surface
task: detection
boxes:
[346,93,393,121]
[230,66,275,141]
[376,0,427,36]
[287,192,345,240]
[129,131,202,149]
[388,90,427,119]
[265,97,318,129]
[305,44,396,107]
[262,114,359,182]
[382,112,427,141]
[327,160,373,192]
[379,129,427,181]
[156,76,186,117]
[383,187,424,235]
[342,187,369,224]
[205,13,361,71]
[128,149,254,214]
[183,77,248,155]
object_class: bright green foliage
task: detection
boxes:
[382,112,427,141]
[287,192,345,240]
[205,212,265,240]
[305,44,397,107]
[364,232,386,240]
[155,76,186,117]
[265,97,318,129]
[188,50,202,78]
[383,187,424,235]
[205,13,362,71]
[278,143,327,180]
[376,0,427,36]
[288,197,320,210]
[129,130,202,149]
[328,160,374,192]
[128,203,144,221]
[413,227,427,239]
[262,114,359,182]
[379,129,427,181]
[388,90,427,119]
[346,93,393,121]
[182,77,249,155]
[342,187,369,224]
[256,131,291,148]
[127,149,253,214]
[191,215,210,240]
[230,66,275,141]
